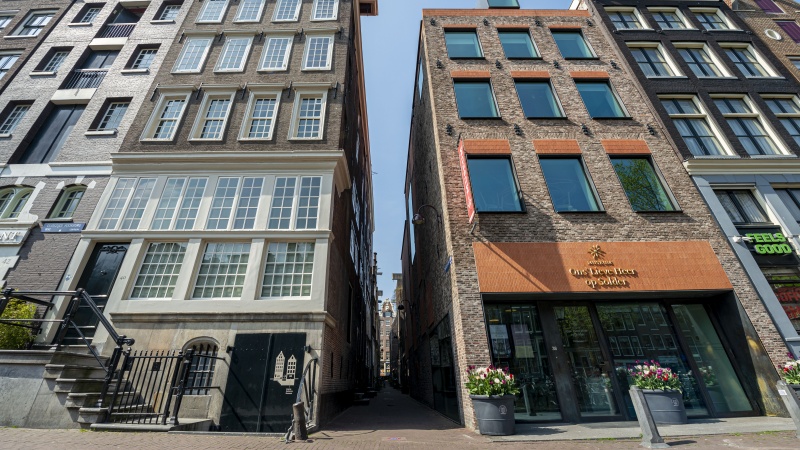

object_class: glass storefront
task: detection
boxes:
[484,301,753,423]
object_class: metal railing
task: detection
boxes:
[285,357,319,441]
[62,69,108,90]
[98,23,135,38]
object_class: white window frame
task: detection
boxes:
[214,34,254,72]
[97,101,130,131]
[97,177,158,230]
[158,4,182,21]
[12,10,55,37]
[719,43,780,79]
[206,176,265,230]
[711,94,790,156]
[0,186,33,219]
[312,0,339,21]
[648,7,693,30]
[191,241,253,299]
[605,7,649,30]
[674,42,733,78]
[130,47,157,70]
[626,42,682,78]
[41,50,70,72]
[239,84,283,141]
[301,33,334,71]
[0,103,29,136]
[190,88,236,141]
[260,241,316,299]
[289,87,328,140]
[259,33,294,71]
[141,90,192,141]
[763,94,800,147]
[130,241,188,300]
[0,15,13,30]
[272,0,302,22]
[235,0,266,22]
[151,177,209,230]
[789,56,800,71]
[0,52,21,79]
[172,35,213,73]
[660,94,735,157]
[267,176,323,230]
[76,6,102,24]
[689,8,737,31]
[49,185,86,219]
[196,0,229,23]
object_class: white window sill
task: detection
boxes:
[214,69,245,73]
[257,68,288,72]
[233,20,261,24]
[188,139,223,142]
[3,35,35,40]
[615,28,654,32]
[67,22,93,27]
[698,76,738,80]
[746,76,784,80]
[693,155,740,159]
[141,138,176,142]
[311,18,338,22]
[150,19,175,25]
[272,19,299,23]
[301,67,332,71]
[288,137,323,141]
[239,138,274,142]
[258,297,312,301]
[30,71,56,77]
[750,154,798,158]
[195,20,223,24]
[41,217,74,223]
[120,68,149,74]
[85,130,117,136]
[705,29,741,32]
[647,76,688,79]
[0,133,11,139]
[171,70,202,74]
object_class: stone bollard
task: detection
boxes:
[776,380,800,439]
[630,386,670,448]
[293,402,308,441]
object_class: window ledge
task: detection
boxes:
[213,69,245,74]
[29,71,56,77]
[0,133,11,139]
[140,138,177,143]
[301,67,332,72]
[85,130,117,136]
[556,210,607,214]
[121,68,149,74]
[67,22,93,27]
[310,18,338,22]
[590,116,633,120]
[698,76,738,80]
[40,218,74,223]
[706,29,742,32]
[257,68,288,73]
[239,138,273,142]
[647,76,688,79]
[507,57,543,61]
[3,35,35,40]
[449,56,486,60]
[475,210,526,215]
[150,19,176,25]
[692,155,740,159]
[749,154,798,158]
[615,28,655,32]
[526,116,567,120]
[460,117,503,120]
[188,138,223,142]
[171,70,202,74]
[288,138,324,142]
[563,57,599,60]
[195,20,223,25]
[746,76,784,80]
[635,210,684,214]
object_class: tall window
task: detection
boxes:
[776,189,800,223]
[444,30,482,59]
[143,94,188,140]
[676,44,726,78]
[691,9,732,30]
[611,158,675,212]
[514,81,563,118]
[184,342,218,395]
[241,92,280,140]
[575,81,627,118]
[206,177,264,230]
[765,96,800,146]
[312,0,338,20]
[0,53,20,80]
[714,97,783,155]
[628,44,677,77]
[158,3,182,21]
[0,104,30,135]
[268,176,322,229]
[98,178,157,229]
[40,49,70,72]
[215,36,252,72]
[17,105,84,164]
[661,97,727,156]
[261,242,315,297]
[130,47,157,70]
[539,158,600,212]
[96,101,129,131]
[649,8,687,30]
[607,8,644,30]
[151,177,208,230]
[76,5,102,24]
[552,30,594,59]
[131,242,187,299]
[290,92,327,139]
[197,0,228,22]
[193,242,251,299]
[715,190,770,224]
[466,157,523,212]
[273,0,301,22]
[259,35,293,70]
[0,16,12,30]
[0,186,33,219]
[722,45,773,78]
[13,11,54,36]
[235,0,265,22]
[302,35,333,70]
[49,185,86,219]
[453,80,499,119]
[498,31,538,59]
[194,97,234,139]
[172,37,212,73]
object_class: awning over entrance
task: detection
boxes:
[473,241,732,293]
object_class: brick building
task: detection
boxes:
[401,0,790,431]
[28,0,380,432]
[379,299,393,377]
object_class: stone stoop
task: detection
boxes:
[90,419,214,432]
[45,348,114,429]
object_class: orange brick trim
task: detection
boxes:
[533,139,581,154]
[463,139,511,155]
[570,71,610,79]
[510,70,550,79]
[450,70,492,79]
[423,10,590,17]
[442,24,478,29]
[495,24,532,30]
[601,139,652,155]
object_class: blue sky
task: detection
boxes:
[361,0,571,301]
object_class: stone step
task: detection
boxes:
[77,407,108,425]
[54,378,126,394]
[45,364,107,380]
[66,391,139,409]
[90,419,213,432]
[50,351,108,366]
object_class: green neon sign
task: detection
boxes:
[745,232,793,256]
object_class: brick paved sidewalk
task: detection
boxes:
[0,387,798,449]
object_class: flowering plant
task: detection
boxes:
[697,366,717,387]
[781,356,800,385]
[465,365,520,396]
[628,361,682,392]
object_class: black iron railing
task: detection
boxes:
[98,23,135,38]
[62,69,108,90]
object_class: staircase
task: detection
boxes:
[44,346,113,427]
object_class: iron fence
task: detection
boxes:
[62,69,108,90]
[98,23,135,38]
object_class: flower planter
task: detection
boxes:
[470,395,515,436]
[642,389,687,425]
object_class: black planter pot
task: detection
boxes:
[790,384,800,401]
[470,394,515,436]
[642,389,687,425]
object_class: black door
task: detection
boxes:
[220,333,307,433]
[82,50,118,69]
[60,243,128,346]
[17,104,85,164]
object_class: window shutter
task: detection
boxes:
[778,21,800,43]
[755,0,783,13]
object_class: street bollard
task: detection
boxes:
[630,386,670,448]
[777,380,800,439]
[293,402,308,441]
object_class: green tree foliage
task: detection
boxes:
[0,300,36,350]
[612,159,674,212]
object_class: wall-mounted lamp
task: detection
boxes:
[495,60,503,69]
[483,18,490,26]
[445,124,454,136]
[732,236,753,243]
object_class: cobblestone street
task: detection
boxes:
[1,388,799,449]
